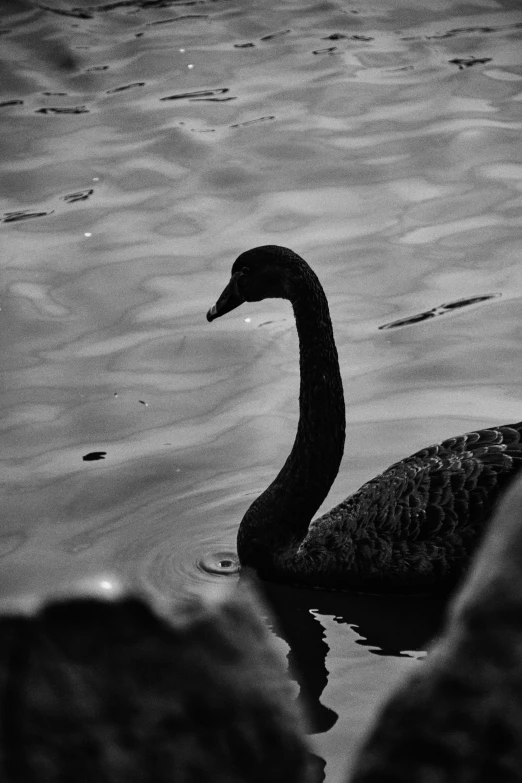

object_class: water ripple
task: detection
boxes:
[379,294,502,331]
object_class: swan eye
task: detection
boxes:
[241,266,249,276]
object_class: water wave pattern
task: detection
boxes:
[1,1,522,780]
[379,293,502,330]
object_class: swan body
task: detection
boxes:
[207,246,522,593]
[348,475,522,782]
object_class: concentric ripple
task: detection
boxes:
[198,551,241,576]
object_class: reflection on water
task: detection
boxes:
[1,0,522,780]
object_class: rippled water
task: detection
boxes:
[1,0,522,779]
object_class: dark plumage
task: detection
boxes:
[207,246,522,592]
[348,474,522,782]
[0,585,312,783]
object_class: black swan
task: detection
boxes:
[348,474,522,782]
[207,245,522,593]
[0,584,313,783]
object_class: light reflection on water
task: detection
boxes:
[1,0,522,779]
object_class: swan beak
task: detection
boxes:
[206,273,245,322]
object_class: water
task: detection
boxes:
[1,0,522,779]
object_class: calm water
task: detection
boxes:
[1,0,522,779]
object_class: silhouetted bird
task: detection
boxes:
[207,245,522,593]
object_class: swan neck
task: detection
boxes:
[238,264,346,568]
[290,276,346,497]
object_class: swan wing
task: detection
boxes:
[297,423,522,590]
[333,422,522,539]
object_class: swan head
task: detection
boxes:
[207,246,305,321]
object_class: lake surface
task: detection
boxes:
[1,0,522,779]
